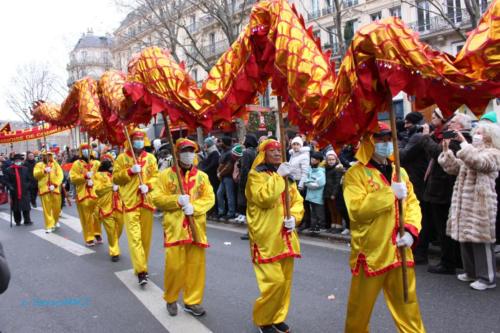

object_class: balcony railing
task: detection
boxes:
[198,40,228,58]
[407,10,471,36]
[322,6,335,16]
[308,9,322,20]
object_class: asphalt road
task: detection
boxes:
[0,203,499,333]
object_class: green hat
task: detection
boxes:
[480,111,498,124]
[231,144,243,157]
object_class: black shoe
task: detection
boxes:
[240,233,249,240]
[111,255,120,262]
[224,214,236,221]
[15,222,21,226]
[427,263,455,275]
[273,322,290,333]
[95,235,103,244]
[413,254,428,265]
[329,228,343,234]
[216,214,225,221]
[166,302,178,316]
[24,221,33,226]
[138,272,148,285]
[259,325,277,333]
[184,304,206,316]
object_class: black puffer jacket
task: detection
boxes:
[399,133,428,201]
[324,163,344,199]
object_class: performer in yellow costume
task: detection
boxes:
[113,129,157,285]
[343,122,425,333]
[152,138,215,317]
[245,139,304,333]
[94,154,124,262]
[69,143,101,246]
[33,150,63,233]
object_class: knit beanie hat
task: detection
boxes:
[404,111,424,125]
[480,111,498,124]
[291,136,303,146]
[231,144,243,157]
[204,136,215,147]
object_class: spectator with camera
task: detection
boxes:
[420,112,472,275]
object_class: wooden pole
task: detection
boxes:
[388,95,409,303]
[277,96,291,219]
[161,113,198,243]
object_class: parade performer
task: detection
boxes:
[113,129,157,285]
[94,154,124,262]
[69,144,101,246]
[343,122,425,332]
[33,150,63,232]
[245,139,304,333]
[2,154,32,227]
[152,138,215,317]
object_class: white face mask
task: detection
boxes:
[472,134,484,146]
[179,152,195,166]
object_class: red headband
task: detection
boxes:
[263,140,281,151]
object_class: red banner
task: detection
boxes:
[0,124,72,144]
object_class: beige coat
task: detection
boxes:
[438,143,500,243]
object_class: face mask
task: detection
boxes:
[15,161,23,166]
[374,142,393,158]
[82,149,89,158]
[179,152,195,165]
[133,140,144,150]
[472,134,483,146]
[93,150,99,158]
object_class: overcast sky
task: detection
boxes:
[0,0,126,122]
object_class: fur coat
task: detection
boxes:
[438,143,500,243]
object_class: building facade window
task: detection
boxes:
[390,6,402,19]
[259,86,270,107]
[417,0,431,32]
[370,11,382,21]
[447,0,462,23]
[345,0,358,8]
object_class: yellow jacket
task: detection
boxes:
[69,159,100,203]
[112,150,158,211]
[245,166,304,264]
[152,166,215,247]
[94,171,122,218]
[343,162,422,276]
[33,160,64,195]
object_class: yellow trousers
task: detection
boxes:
[253,257,294,326]
[101,212,124,257]
[76,199,99,243]
[124,208,153,274]
[164,244,206,305]
[345,266,425,333]
[40,193,61,230]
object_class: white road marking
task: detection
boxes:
[115,269,212,333]
[0,212,13,223]
[34,207,82,233]
[207,222,350,252]
[30,229,94,256]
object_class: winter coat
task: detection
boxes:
[438,143,500,243]
[324,163,344,199]
[199,147,220,190]
[23,159,38,194]
[343,162,421,275]
[399,133,428,200]
[305,166,326,205]
[420,134,465,204]
[288,146,310,189]
[238,146,257,207]
[3,165,31,211]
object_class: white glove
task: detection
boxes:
[112,184,119,192]
[49,185,55,192]
[391,181,407,200]
[87,179,93,187]
[396,231,414,248]
[130,164,142,174]
[139,184,149,194]
[86,171,94,179]
[45,167,52,173]
[307,182,319,189]
[276,162,292,177]
[177,194,190,207]
[183,203,194,216]
[283,216,296,232]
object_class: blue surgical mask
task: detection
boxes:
[133,140,144,150]
[82,149,89,158]
[374,142,393,158]
[15,161,23,166]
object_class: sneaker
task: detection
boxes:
[55,222,61,229]
[95,235,103,244]
[85,240,95,247]
[470,280,496,291]
[457,273,474,282]
[240,216,246,224]
[111,255,120,262]
[259,325,277,333]
[341,229,350,236]
[45,228,53,233]
[183,304,206,316]
[240,233,250,240]
[273,322,290,333]
[166,302,178,316]
[138,272,148,286]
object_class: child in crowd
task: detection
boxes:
[305,151,326,233]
